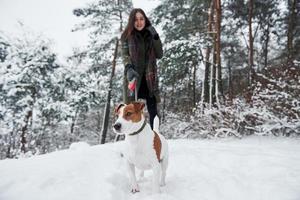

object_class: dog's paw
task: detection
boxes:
[130,184,140,194]
[131,188,140,194]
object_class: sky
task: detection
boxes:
[0,137,300,200]
[0,0,160,62]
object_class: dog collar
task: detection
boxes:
[128,119,147,136]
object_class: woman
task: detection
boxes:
[121,8,163,129]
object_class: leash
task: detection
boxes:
[128,78,138,101]
[135,86,138,101]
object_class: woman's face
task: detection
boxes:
[134,12,145,31]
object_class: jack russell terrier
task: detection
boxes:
[113,101,169,193]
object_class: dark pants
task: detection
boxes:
[138,75,158,129]
[145,95,157,129]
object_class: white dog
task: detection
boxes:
[113,101,169,193]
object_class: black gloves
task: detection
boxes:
[125,64,139,81]
[146,25,159,40]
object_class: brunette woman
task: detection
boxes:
[121,8,163,129]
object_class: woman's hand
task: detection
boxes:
[126,64,139,81]
[128,78,137,91]
[126,64,139,91]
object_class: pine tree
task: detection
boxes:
[286,0,299,61]
[153,0,210,113]
[0,32,60,157]
[73,0,133,143]
[224,0,283,94]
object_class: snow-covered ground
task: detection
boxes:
[0,137,300,200]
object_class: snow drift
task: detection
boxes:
[0,137,300,200]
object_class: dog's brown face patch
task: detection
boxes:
[122,102,144,122]
[115,103,125,115]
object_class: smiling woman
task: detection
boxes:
[121,8,163,129]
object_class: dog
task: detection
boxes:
[113,101,169,193]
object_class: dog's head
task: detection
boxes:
[113,101,145,135]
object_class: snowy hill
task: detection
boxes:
[0,137,300,200]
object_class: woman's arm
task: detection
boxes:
[147,26,163,59]
[153,37,163,59]
[121,39,132,66]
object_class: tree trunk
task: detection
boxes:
[20,85,36,154]
[248,0,254,86]
[20,110,32,153]
[70,107,79,135]
[228,59,233,103]
[211,36,217,108]
[204,48,211,104]
[100,38,119,144]
[210,0,217,108]
[287,0,297,61]
[6,132,13,158]
[205,0,215,107]
[263,23,270,69]
[192,64,196,108]
[162,90,166,122]
[215,0,223,104]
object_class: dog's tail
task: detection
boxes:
[153,115,160,133]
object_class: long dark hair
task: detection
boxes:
[121,8,151,41]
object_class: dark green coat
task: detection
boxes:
[121,29,163,103]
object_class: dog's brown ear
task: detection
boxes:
[132,101,145,112]
[115,103,125,114]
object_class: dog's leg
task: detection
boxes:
[126,161,139,193]
[160,157,168,186]
[152,163,161,193]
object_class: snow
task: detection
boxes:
[0,137,300,200]
[69,141,90,151]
